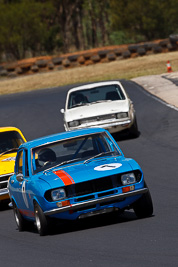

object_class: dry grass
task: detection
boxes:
[0,51,178,95]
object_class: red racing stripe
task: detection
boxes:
[53,170,75,186]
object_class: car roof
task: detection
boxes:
[0,126,21,133]
[0,126,26,142]
[68,81,123,93]
[20,128,106,150]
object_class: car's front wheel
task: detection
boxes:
[133,186,153,218]
[13,201,29,231]
[34,202,49,236]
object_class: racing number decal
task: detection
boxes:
[94,163,122,171]
[22,181,29,208]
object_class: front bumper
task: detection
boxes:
[0,173,13,201]
[44,187,148,216]
[66,119,132,133]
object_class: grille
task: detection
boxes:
[80,114,116,124]
[66,174,122,198]
[0,174,12,190]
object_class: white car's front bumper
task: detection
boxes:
[65,118,133,133]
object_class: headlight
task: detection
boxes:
[68,120,80,127]
[116,112,128,119]
[121,172,136,185]
[51,188,66,201]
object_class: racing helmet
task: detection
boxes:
[38,148,56,165]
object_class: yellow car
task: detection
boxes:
[0,127,26,202]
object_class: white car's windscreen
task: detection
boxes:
[67,85,126,109]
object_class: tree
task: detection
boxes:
[0,0,54,59]
[82,0,110,48]
[110,0,178,42]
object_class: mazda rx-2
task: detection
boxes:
[8,128,153,235]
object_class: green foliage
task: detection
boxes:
[110,0,178,41]
[109,31,143,45]
[1,0,178,61]
[0,0,54,59]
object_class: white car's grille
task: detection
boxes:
[81,114,116,124]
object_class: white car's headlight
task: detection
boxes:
[121,172,136,185]
[116,112,128,119]
[68,120,80,127]
[51,188,66,201]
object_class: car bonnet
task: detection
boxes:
[39,157,135,188]
[65,100,129,122]
[0,153,16,175]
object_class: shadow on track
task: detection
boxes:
[23,209,153,236]
[0,200,11,211]
[112,130,141,142]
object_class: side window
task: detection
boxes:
[16,150,23,174]
[24,149,29,177]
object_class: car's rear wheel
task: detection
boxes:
[34,202,48,236]
[133,186,153,218]
[129,117,139,138]
[13,201,28,231]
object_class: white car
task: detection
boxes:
[61,81,139,137]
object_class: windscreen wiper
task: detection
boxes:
[84,151,116,164]
[43,158,79,173]
[72,103,88,108]
[90,100,112,104]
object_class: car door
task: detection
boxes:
[14,148,32,217]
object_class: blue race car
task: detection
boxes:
[8,128,153,235]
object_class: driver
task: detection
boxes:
[38,148,56,167]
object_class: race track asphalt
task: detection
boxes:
[0,80,178,267]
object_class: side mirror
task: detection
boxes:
[16,173,24,182]
[60,108,64,114]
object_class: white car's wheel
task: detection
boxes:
[129,117,139,138]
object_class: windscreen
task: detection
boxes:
[0,131,24,154]
[67,84,125,109]
[32,132,120,173]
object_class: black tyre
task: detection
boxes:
[34,202,48,236]
[133,187,153,218]
[129,117,139,138]
[13,201,28,231]
[169,34,178,44]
